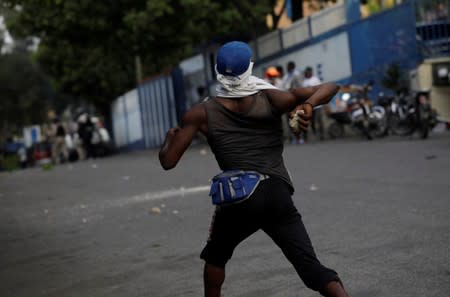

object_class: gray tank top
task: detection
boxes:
[204,91,294,192]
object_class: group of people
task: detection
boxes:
[41,113,112,165]
[264,61,325,143]
[0,112,113,171]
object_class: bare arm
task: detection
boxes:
[292,82,339,108]
[265,82,339,113]
[158,104,206,170]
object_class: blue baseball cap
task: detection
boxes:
[216,41,252,77]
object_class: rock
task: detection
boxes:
[151,207,161,214]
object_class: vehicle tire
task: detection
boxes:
[371,113,388,138]
[389,113,414,136]
[328,123,344,139]
[372,122,387,138]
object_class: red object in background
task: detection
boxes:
[32,142,51,163]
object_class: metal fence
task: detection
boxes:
[138,76,177,149]
[111,89,144,150]
[415,0,450,58]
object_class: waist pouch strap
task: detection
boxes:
[209,170,269,206]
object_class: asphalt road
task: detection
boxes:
[1,134,449,297]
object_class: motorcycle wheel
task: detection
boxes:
[370,114,388,138]
[372,122,388,138]
[389,114,415,136]
[328,122,344,139]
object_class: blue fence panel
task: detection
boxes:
[349,2,419,77]
[111,96,127,148]
[171,67,187,124]
[138,74,178,149]
[111,89,145,151]
[416,20,450,57]
[124,89,145,150]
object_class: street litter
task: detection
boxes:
[151,207,161,214]
[82,218,87,223]
[200,148,207,155]
[172,210,179,215]
[122,176,130,180]
[91,163,98,169]
[161,204,166,208]
[309,184,319,191]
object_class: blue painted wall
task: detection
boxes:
[348,2,419,79]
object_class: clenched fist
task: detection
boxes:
[288,103,313,134]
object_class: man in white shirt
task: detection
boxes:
[283,61,303,144]
[303,67,324,140]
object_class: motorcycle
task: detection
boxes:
[327,85,387,140]
[388,89,437,139]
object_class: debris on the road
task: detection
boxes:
[91,163,98,169]
[42,163,53,171]
[122,176,130,181]
[309,184,319,191]
[425,155,437,160]
[172,210,179,215]
[200,148,207,155]
[82,218,88,223]
[150,207,161,214]
[80,204,87,209]
[44,209,49,214]
[151,243,161,248]
[161,204,166,208]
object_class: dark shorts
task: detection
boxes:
[200,177,340,291]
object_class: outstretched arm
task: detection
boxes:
[265,83,339,133]
[159,104,206,170]
[265,82,339,113]
[292,83,339,108]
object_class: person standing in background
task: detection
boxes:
[267,65,292,143]
[52,120,68,164]
[303,66,324,140]
[283,61,302,90]
[283,61,304,144]
[264,66,283,89]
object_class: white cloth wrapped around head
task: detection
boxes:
[215,41,277,98]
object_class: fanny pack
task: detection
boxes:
[209,170,269,206]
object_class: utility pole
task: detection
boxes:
[135,54,143,84]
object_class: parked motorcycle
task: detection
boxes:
[328,85,387,140]
[388,89,437,139]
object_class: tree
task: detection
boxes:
[0,52,50,141]
[381,63,408,92]
[3,0,274,114]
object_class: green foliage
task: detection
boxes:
[366,0,382,14]
[2,0,273,109]
[381,63,407,91]
[0,52,50,138]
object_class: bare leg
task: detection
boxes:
[320,280,349,297]
[204,263,225,297]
